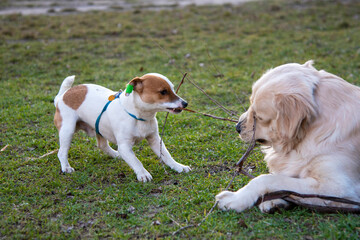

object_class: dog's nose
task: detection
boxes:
[236,117,247,133]
[236,123,242,134]
[182,100,188,108]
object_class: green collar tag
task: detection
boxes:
[125,84,133,96]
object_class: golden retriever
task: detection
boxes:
[216,61,360,213]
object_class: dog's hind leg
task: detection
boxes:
[57,117,77,173]
[258,199,292,213]
[96,135,118,158]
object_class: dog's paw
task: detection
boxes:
[172,163,191,173]
[216,189,256,212]
[216,191,244,212]
[62,167,75,173]
[136,169,153,182]
[259,199,290,213]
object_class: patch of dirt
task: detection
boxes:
[204,162,256,175]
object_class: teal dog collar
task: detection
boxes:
[95,91,146,136]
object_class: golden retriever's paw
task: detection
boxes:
[259,199,290,213]
[216,190,254,212]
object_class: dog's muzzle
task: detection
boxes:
[167,100,188,114]
[181,100,188,108]
[236,119,245,134]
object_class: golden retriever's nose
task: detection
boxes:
[236,118,246,133]
[236,122,242,133]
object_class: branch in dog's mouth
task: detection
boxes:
[180,108,238,123]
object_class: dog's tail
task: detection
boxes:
[54,75,75,106]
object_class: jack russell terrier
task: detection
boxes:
[54,73,191,182]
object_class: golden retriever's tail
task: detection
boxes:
[54,75,75,107]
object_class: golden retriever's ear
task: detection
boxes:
[275,93,317,151]
[303,60,314,68]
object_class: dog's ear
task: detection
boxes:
[274,93,316,152]
[127,77,144,95]
[303,60,314,68]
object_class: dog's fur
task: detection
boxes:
[216,61,360,213]
[54,73,191,182]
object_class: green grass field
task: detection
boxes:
[1,0,360,238]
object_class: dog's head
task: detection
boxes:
[127,73,187,113]
[237,61,319,153]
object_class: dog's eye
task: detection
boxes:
[160,89,168,95]
[254,113,263,121]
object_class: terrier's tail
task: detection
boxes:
[54,75,75,106]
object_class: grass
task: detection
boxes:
[1,0,360,238]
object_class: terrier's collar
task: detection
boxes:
[95,91,146,136]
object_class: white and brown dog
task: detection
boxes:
[54,73,191,182]
[216,61,360,213]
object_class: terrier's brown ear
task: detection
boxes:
[126,77,143,95]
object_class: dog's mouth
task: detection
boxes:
[167,108,183,114]
[256,139,267,144]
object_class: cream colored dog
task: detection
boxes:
[216,61,360,213]
[54,73,191,182]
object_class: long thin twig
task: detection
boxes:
[185,78,237,117]
[181,108,238,123]
[240,169,255,179]
[19,149,59,168]
[236,118,257,169]
[175,72,187,93]
[255,190,360,214]
[258,191,360,206]
[1,144,9,152]
[27,149,59,161]
[220,117,257,191]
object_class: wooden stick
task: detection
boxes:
[261,191,360,206]
[29,149,58,160]
[221,118,257,191]
[20,149,59,168]
[255,190,360,213]
[172,224,195,236]
[181,108,238,123]
[235,118,256,170]
[185,78,238,117]
[240,169,255,179]
[1,144,9,152]
[175,72,187,93]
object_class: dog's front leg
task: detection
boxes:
[147,134,191,173]
[117,143,152,182]
[216,174,318,212]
